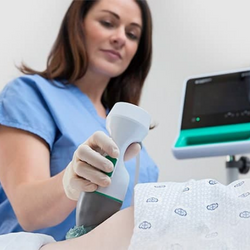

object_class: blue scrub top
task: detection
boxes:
[0,74,158,240]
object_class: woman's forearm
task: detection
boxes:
[11,170,76,231]
[0,126,76,231]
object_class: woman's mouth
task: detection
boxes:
[101,49,122,60]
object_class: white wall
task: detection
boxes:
[144,0,250,183]
[0,0,71,83]
[1,0,250,184]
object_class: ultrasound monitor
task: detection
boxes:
[173,68,250,159]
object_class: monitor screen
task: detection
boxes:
[181,70,250,129]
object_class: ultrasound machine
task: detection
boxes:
[173,68,250,184]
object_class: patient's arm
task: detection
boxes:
[40,207,134,250]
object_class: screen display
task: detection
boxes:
[181,70,250,129]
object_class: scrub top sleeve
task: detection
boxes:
[0,77,57,150]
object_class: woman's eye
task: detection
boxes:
[100,20,114,28]
[127,32,139,41]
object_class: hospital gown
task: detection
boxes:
[129,179,250,250]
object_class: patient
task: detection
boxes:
[41,207,134,250]
[2,179,250,250]
[0,207,134,250]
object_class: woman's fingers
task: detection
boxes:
[70,176,98,192]
[75,144,114,173]
[87,131,119,158]
[73,161,111,187]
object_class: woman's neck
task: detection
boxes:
[73,71,110,118]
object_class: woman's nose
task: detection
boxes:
[110,28,126,48]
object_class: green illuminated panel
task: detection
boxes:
[175,123,250,147]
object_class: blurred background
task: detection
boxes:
[0,0,250,183]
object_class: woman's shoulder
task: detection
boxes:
[2,74,68,100]
[0,74,59,150]
[7,74,64,89]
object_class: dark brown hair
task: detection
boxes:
[19,0,153,110]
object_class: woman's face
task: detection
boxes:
[83,0,142,78]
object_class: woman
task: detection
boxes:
[0,0,158,241]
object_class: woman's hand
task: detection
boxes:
[63,131,141,201]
